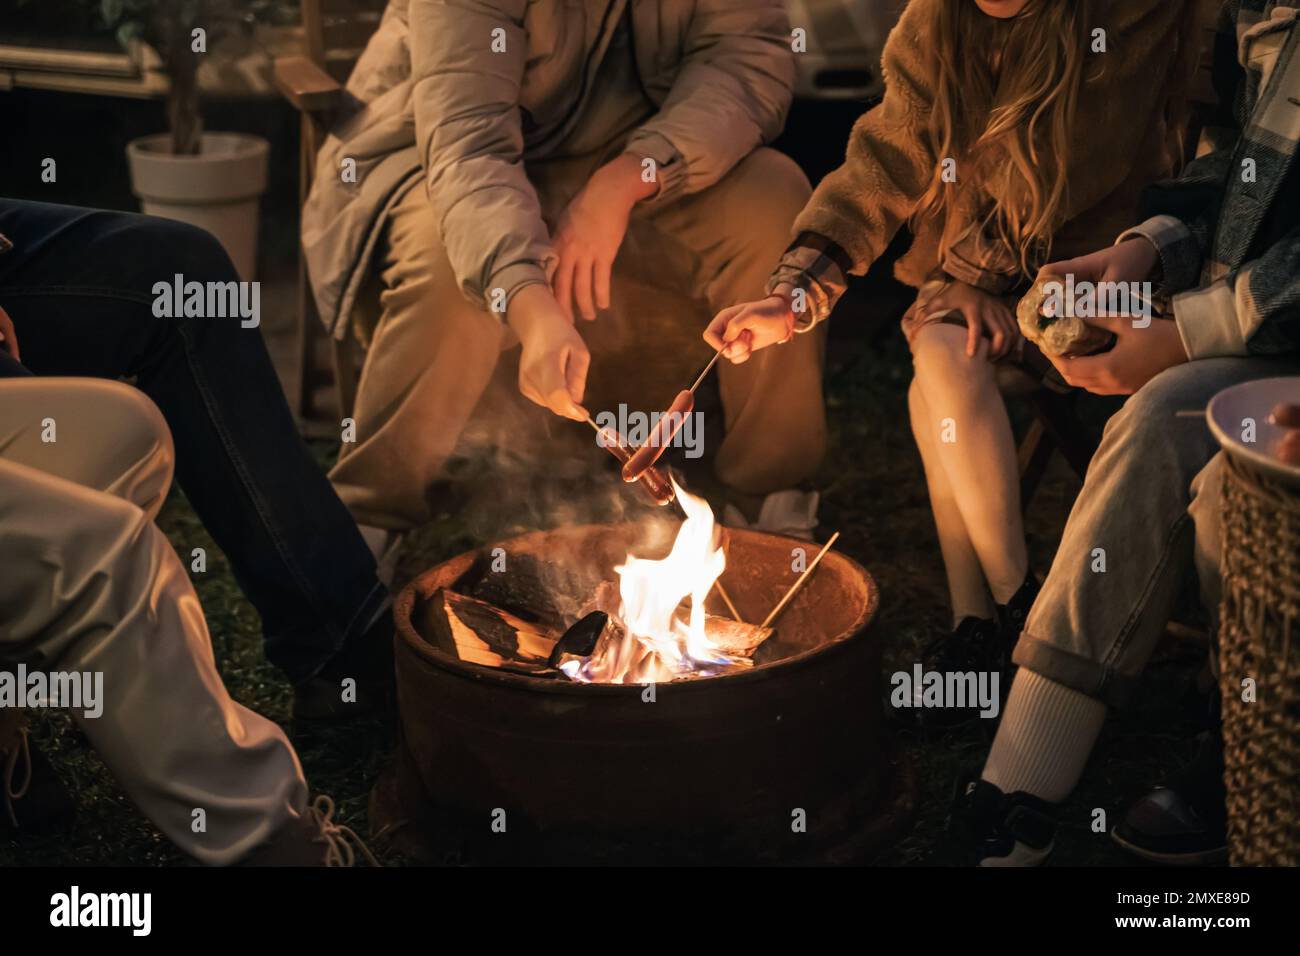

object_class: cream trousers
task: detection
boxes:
[0,377,307,864]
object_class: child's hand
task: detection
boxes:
[921,280,1018,359]
[704,290,796,364]
[1048,314,1187,395]
[1043,237,1160,295]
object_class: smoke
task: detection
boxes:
[399,368,687,616]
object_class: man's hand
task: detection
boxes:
[919,280,1019,359]
[506,284,590,421]
[1043,236,1160,297]
[551,153,657,322]
[0,304,19,360]
[704,285,797,363]
[1049,314,1188,395]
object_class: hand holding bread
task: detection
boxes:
[1015,271,1116,357]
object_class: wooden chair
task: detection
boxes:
[273,0,385,434]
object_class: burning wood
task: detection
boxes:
[547,611,609,667]
[424,480,779,683]
[704,616,773,657]
[425,584,772,681]
[559,479,774,683]
[455,550,607,633]
[422,589,559,675]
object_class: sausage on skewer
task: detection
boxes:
[592,421,675,506]
[622,389,694,483]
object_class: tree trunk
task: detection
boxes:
[161,5,202,155]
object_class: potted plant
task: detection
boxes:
[101,0,297,278]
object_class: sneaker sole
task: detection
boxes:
[1110,829,1227,866]
[979,839,1054,867]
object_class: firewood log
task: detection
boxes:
[421,589,560,674]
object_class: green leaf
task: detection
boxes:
[115,21,143,48]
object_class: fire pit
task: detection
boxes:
[372,502,912,864]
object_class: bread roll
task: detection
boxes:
[1016,272,1115,357]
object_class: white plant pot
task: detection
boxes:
[127,132,269,280]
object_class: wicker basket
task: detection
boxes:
[1218,452,1300,866]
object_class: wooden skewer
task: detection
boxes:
[686,348,728,395]
[761,531,840,629]
[712,579,743,622]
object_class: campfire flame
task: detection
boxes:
[560,479,748,683]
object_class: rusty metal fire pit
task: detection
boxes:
[371,523,912,864]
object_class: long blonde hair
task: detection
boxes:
[913,0,1096,279]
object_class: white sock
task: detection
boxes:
[982,669,1106,803]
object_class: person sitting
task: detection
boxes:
[946,0,1300,864]
[0,202,391,720]
[705,0,1203,722]
[301,0,828,565]
[0,375,374,865]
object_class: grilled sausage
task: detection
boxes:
[594,422,675,506]
[622,390,694,482]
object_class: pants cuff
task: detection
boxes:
[1012,631,1140,707]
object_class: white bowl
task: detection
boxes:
[1207,376,1300,486]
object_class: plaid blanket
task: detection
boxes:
[1123,1,1300,358]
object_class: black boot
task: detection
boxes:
[1,715,76,836]
[292,611,396,722]
[996,572,1041,662]
[912,616,1003,729]
[941,773,1056,866]
[1111,732,1227,865]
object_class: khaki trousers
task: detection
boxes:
[0,378,307,864]
[330,147,827,530]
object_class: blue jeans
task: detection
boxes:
[1015,356,1300,705]
[0,200,388,684]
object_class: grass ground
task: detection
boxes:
[0,329,1211,867]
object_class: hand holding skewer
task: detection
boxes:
[618,344,727,484]
[704,283,799,364]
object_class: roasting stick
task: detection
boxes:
[689,347,724,394]
[584,415,744,622]
[682,344,745,621]
[710,576,744,623]
[761,531,841,629]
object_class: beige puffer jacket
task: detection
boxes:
[301,0,795,338]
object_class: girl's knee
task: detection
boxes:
[909,322,995,389]
[909,321,968,364]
